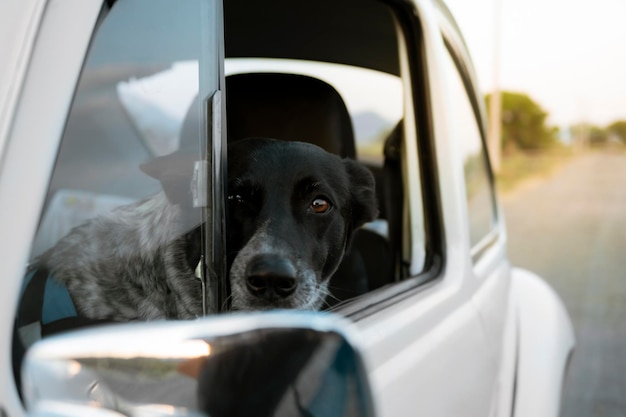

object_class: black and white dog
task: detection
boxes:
[35,138,377,322]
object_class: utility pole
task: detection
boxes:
[488,0,502,173]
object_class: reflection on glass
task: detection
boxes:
[442,49,497,248]
[225,58,404,165]
[13,1,214,385]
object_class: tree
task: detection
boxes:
[588,125,609,146]
[607,120,626,144]
[571,123,612,147]
[485,91,558,151]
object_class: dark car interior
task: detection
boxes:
[223,0,407,305]
[223,72,398,305]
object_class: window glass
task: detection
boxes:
[14,0,409,364]
[15,0,217,353]
[225,58,404,166]
[441,46,497,249]
[220,0,420,308]
[222,58,406,305]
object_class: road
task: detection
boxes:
[502,150,626,417]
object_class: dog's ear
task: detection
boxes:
[342,159,378,229]
[140,151,196,207]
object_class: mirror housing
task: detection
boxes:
[22,311,376,417]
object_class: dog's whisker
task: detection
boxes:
[323,289,342,303]
[305,286,334,310]
[322,292,339,308]
[323,286,349,304]
[220,293,234,311]
[319,294,337,308]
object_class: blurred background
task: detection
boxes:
[445,0,626,416]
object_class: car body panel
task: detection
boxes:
[358,286,495,416]
[512,267,575,417]
[0,0,45,163]
[0,1,102,415]
[349,2,511,415]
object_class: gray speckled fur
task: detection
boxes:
[37,192,204,321]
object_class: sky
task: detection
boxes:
[445,0,626,129]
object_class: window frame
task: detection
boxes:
[441,35,500,262]
[5,0,106,409]
[204,0,229,312]
[335,0,445,320]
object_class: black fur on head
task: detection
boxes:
[341,158,378,239]
[137,137,378,312]
[225,138,378,310]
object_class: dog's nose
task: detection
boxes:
[245,255,297,298]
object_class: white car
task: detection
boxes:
[0,0,574,416]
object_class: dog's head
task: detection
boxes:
[227,138,377,311]
[141,137,377,311]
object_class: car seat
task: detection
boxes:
[225,73,355,157]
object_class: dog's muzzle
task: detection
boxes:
[245,254,298,300]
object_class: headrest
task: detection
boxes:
[225,73,356,158]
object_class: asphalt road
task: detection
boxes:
[502,150,626,417]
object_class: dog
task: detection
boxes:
[33,138,377,322]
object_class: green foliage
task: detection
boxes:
[587,125,608,145]
[486,91,558,151]
[572,123,622,147]
[607,120,626,144]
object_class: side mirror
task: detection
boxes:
[22,312,376,417]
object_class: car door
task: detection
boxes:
[220,0,512,415]
[353,2,510,417]
[0,1,225,415]
[2,1,515,417]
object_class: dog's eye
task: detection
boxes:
[311,198,331,214]
[228,194,245,205]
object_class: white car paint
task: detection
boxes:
[0,0,45,158]
[352,1,513,415]
[0,2,102,416]
[512,268,575,417]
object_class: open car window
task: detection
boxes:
[220,0,433,311]
[224,58,404,165]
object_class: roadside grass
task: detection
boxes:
[495,146,575,194]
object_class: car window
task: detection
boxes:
[14,0,428,373]
[441,44,498,252]
[13,0,219,369]
[222,58,408,306]
[221,0,431,309]
[111,55,410,309]
[224,58,404,166]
